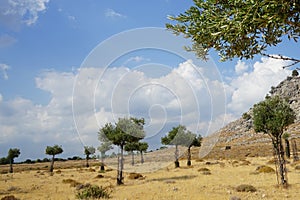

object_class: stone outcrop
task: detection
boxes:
[202,74,300,159]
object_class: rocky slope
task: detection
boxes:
[201,75,300,159]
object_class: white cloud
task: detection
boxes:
[124,56,150,65]
[227,57,291,116]
[0,63,10,80]
[235,60,249,74]
[0,0,49,29]
[0,57,293,160]
[0,34,17,47]
[105,8,126,18]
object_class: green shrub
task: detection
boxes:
[76,185,110,199]
[236,184,257,192]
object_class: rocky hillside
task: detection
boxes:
[201,75,300,159]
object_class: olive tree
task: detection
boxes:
[97,142,113,171]
[7,148,20,173]
[166,0,300,67]
[184,133,202,166]
[124,142,139,166]
[162,125,196,168]
[137,142,148,164]
[99,117,145,185]
[253,96,295,186]
[45,145,63,172]
[84,146,95,168]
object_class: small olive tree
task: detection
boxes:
[7,148,20,173]
[253,96,295,186]
[162,125,196,168]
[99,117,145,185]
[84,146,96,168]
[124,142,139,166]
[45,145,63,172]
[97,142,113,171]
[137,142,148,164]
[184,134,202,166]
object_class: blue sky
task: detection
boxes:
[0,0,299,161]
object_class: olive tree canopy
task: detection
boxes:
[166,0,300,67]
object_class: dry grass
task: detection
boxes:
[0,157,300,199]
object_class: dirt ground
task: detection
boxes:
[1,156,300,200]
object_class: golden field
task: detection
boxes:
[1,154,300,200]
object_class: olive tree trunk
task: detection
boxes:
[131,150,135,166]
[174,145,179,168]
[187,146,191,166]
[86,155,90,168]
[9,159,13,173]
[50,155,55,172]
[140,151,144,164]
[100,152,105,171]
[285,139,290,159]
[117,145,124,185]
[272,137,288,186]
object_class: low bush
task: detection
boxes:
[256,165,275,173]
[1,195,20,200]
[76,185,110,199]
[128,173,143,180]
[236,184,257,192]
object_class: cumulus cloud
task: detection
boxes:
[105,8,126,18]
[0,63,10,80]
[235,60,249,75]
[0,0,49,30]
[227,57,291,116]
[0,57,292,160]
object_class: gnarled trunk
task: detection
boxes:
[140,151,144,164]
[131,150,135,166]
[117,145,124,185]
[272,137,288,186]
[285,139,290,159]
[86,155,90,168]
[174,145,179,168]
[187,146,191,166]
[100,152,105,171]
[50,155,55,172]
[9,159,13,173]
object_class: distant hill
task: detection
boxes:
[197,74,300,160]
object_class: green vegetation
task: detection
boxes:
[98,117,145,185]
[76,184,111,199]
[166,0,300,67]
[84,146,96,168]
[7,148,20,173]
[45,145,63,172]
[253,96,296,186]
[162,125,201,167]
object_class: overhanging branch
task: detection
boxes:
[261,53,300,69]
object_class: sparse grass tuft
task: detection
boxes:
[1,195,20,200]
[256,165,275,173]
[62,179,81,187]
[198,168,211,175]
[236,184,257,192]
[295,165,300,170]
[128,173,143,180]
